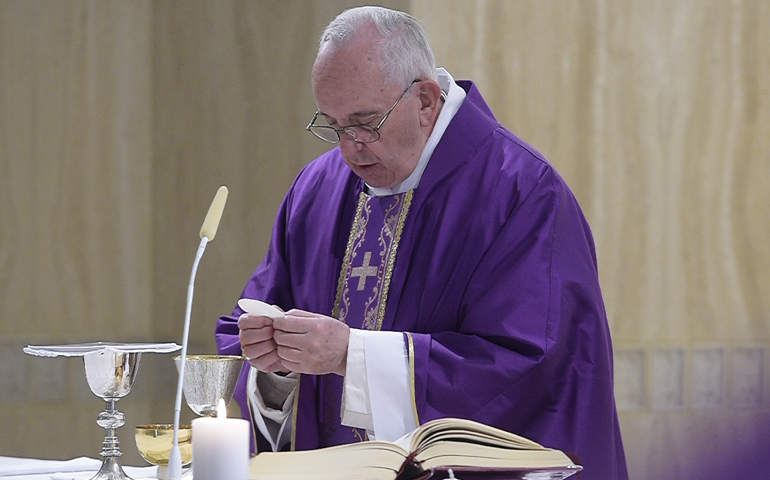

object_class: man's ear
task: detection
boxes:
[417,80,444,127]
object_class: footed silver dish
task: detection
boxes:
[174,354,244,416]
[23,342,181,480]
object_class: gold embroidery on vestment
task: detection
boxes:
[312,191,412,446]
[350,251,378,291]
[332,194,368,322]
[332,191,413,331]
[376,190,412,331]
[405,332,420,426]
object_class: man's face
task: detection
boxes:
[311,42,426,189]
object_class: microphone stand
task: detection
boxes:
[168,186,228,480]
[168,236,209,480]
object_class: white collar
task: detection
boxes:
[367,68,466,196]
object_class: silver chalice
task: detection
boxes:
[84,350,141,480]
[23,342,181,480]
[174,355,244,416]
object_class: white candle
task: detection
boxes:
[192,399,250,480]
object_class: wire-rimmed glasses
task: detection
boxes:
[306,79,419,144]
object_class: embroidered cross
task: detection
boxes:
[350,251,378,291]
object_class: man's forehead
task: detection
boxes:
[311,39,394,120]
[313,39,380,84]
[317,98,381,122]
[314,79,394,123]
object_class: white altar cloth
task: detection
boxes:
[0,456,157,480]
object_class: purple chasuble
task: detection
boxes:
[216,81,629,480]
[321,191,413,447]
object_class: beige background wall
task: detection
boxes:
[1,1,767,478]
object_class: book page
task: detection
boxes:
[417,442,575,471]
[249,441,409,480]
[393,428,419,451]
[410,418,545,452]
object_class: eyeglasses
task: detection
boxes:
[306,80,420,144]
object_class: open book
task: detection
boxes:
[248,417,582,480]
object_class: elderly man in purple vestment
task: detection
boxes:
[215,6,628,480]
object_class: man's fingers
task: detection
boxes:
[242,337,277,359]
[275,343,303,362]
[272,328,303,346]
[239,325,275,345]
[245,308,348,375]
[272,313,318,333]
[245,348,282,371]
[238,313,273,330]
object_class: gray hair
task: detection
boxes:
[318,6,437,88]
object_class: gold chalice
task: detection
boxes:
[135,424,192,480]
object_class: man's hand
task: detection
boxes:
[272,309,350,376]
[238,314,285,373]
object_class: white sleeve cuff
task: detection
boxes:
[341,329,375,431]
[340,329,417,442]
[364,330,417,441]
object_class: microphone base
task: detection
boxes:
[167,447,183,480]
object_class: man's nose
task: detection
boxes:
[338,132,365,155]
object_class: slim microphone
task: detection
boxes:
[169,186,229,480]
[199,186,228,241]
